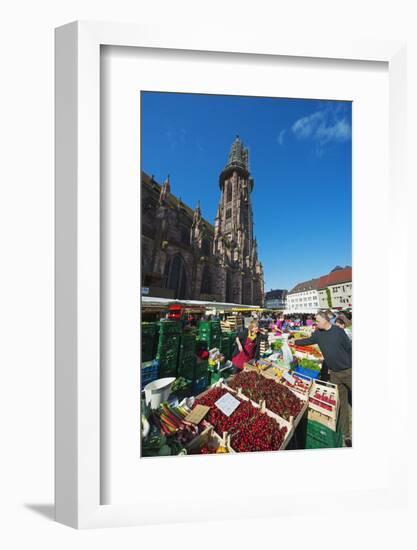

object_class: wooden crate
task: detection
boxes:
[307,408,339,432]
[195,381,294,451]
[259,340,269,355]
[231,386,294,450]
[186,425,235,454]
[224,314,243,332]
[226,370,306,431]
[243,359,273,372]
[308,379,340,431]
[279,371,313,398]
[237,367,308,429]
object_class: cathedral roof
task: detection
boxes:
[141,171,214,234]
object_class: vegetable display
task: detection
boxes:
[290,343,322,359]
[227,371,304,421]
[296,358,321,371]
[152,403,206,444]
[193,387,288,452]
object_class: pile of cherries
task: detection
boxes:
[194,387,287,452]
[199,445,218,454]
[228,371,304,420]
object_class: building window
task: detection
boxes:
[226,181,233,203]
[180,226,189,246]
[226,208,232,219]
[202,238,211,256]
[201,266,211,294]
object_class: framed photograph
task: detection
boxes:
[55,21,407,528]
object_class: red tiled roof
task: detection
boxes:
[288,278,321,295]
[318,267,352,289]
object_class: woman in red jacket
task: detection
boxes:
[231,320,260,372]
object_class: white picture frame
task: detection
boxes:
[55,20,408,529]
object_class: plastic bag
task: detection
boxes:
[281,335,293,367]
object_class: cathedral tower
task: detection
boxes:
[213,136,264,305]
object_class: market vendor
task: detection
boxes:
[290,310,352,447]
[231,320,265,372]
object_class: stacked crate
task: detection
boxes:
[220,334,231,360]
[192,359,209,394]
[177,332,197,379]
[141,359,159,390]
[224,314,243,332]
[219,331,237,360]
[198,319,222,349]
[141,322,159,362]
[305,418,343,449]
[156,320,181,377]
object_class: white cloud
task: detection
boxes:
[291,107,351,152]
[278,129,286,145]
[292,111,325,139]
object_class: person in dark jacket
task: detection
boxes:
[291,310,352,446]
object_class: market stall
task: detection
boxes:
[141,316,344,456]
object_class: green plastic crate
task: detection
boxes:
[142,334,158,361]
[158,320,182,335]
[305,420,343,448]
[178,357,196,379]
[141,322,159,335]
[157,334,180,356]
[178,357,207,380]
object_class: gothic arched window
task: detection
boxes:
[165,255,188,299]
[201,266,211,295]
[202,238,211,256]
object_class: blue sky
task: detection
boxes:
[141,92,352,291]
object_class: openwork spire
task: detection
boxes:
[224,135,249,171]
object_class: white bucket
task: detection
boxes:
[144,377,176,409]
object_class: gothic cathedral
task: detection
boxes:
[141,136,264,306]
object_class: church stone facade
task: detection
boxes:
[141,136,264,306]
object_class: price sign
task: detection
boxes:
[215,392,241,417]
[184,405,210,424]
[282,371,296,386]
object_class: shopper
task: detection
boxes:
[325,309,337,325]
[275,315,284,331]
[231,320,263,372]
[335,314,352,340]
[291,310,352,446]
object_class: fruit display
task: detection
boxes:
[280,373,311,395]
[186,426,231,454]
[265,366,288,379]
[307,381,339,430]
[227,371,305,421]
[193,387,289,452]
[309,390,337,412]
